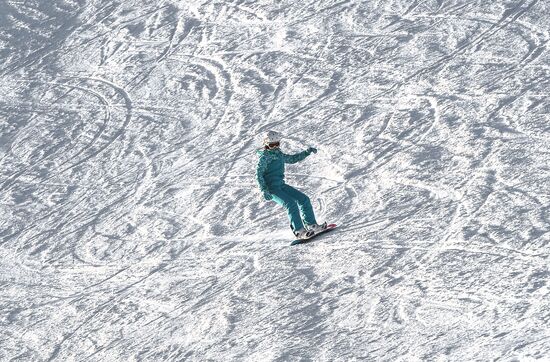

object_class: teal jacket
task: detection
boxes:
[256,148,312,193]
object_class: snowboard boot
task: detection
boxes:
[307,222,327,234]
[294,228,314,239]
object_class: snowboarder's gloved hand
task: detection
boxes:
[262,191,273,201]
[306,147,317,155]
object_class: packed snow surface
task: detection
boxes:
[1,0,549,361]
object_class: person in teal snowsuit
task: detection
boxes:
[255,131,326,238]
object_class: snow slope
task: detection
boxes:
[1,0,549,360]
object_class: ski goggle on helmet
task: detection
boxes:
[263,130,282,149]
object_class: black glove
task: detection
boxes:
[306,147,317,155]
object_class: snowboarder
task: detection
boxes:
[255,130,327,239]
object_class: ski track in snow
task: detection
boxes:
[0,1,549,361]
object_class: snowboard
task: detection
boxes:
[290,224,337,246]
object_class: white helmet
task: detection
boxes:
[263,130,282,145]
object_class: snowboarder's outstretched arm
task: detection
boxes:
[283,147,317,164]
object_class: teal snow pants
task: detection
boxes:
[270,184,317,232]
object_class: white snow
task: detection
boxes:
[1,0,549,361]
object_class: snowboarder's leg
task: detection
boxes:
[270,187,305,232]
[281,184,317,226]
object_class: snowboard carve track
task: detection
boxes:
[7,77,132,188]
[402,0,542,82]
[49,76,133,176]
